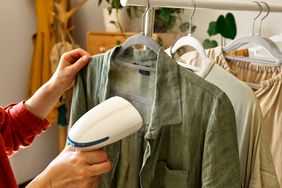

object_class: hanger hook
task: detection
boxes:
[189,0,196,34]
[252,1,262,35]
[141,0,151,35]
[258,1,270,35]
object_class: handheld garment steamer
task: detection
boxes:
[67,96,143,151]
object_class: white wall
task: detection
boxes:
[72,0,107,49]
[0,1,35,104]
[0,0,58,184]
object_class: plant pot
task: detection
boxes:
[103,8,130,32]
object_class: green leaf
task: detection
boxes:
[216,13,236,39]
[202,39,218,49]
[126,7,132,18]
[179,22,190,32]
[167,16,176,30]
[191,25,196,33]
[156,36,164,47]
[110,20,119,28]
[159,9,170,22]
[107,7,112,15]
[225,13,237,39]
[154,8,186,32]
[207,21,218,37]
[179,22,196,33]
[111,0,121,9]
[115,40,121,45]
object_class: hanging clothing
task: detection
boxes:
[28,0,57,122]
[70,46,240,188]
[206,46,282,187]
[0,102,49,188]
[248,34,282,59]
[177,50,279,188]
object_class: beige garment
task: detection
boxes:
[176,49,277,188]
[207,47,282,187]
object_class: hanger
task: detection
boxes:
[249,33,282,59]
[223,1,282,65]
[269,33,282,44]
[115,0,161,56]
[110,0,158,106]
[169,0,210,71]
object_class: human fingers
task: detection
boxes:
[87,160,112,176]
[64,146,109,164]
[83,149,110,164]
[62,48,90,64]
[65,54,90,75]
[64,145,76,152]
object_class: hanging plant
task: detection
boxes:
[98,0,141,32]
[203,12,237,49]
[97,1,190,34]
[154,8,193,33]
[154,8,195,47]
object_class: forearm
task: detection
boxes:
[24,80,64,120]
[26,171,50,188]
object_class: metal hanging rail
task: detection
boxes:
[120,0,282,12]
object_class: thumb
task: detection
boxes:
[68,55,90,74]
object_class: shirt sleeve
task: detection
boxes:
[0,101,50,156]
[201,93,241,188]
[69,55,103,127]
[69,73,88,127]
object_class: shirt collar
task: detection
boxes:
[100,46,182,138]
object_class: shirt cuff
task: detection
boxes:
[9,101,50,132]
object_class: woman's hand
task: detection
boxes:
[27,146,111,188]
[48,48,90,96]
[25,48,90,120]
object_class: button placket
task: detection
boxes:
[139,127,159,188]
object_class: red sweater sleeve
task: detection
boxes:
[0,101,50,156]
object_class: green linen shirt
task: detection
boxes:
[69,46,240,188]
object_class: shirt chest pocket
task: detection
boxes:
[156,161,189,188]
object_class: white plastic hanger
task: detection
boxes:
[111,0,157,105]
[115,0,161,56]
[248,33,282,60]
[269,33,282,44]
[169,0,210,71]
[223,1,282,65]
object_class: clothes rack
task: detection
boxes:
[121,0,282,38]
[121,0,282,12]
[144,8,155,37]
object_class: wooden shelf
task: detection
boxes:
[87,32,136,55]
[87,31,183,55]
